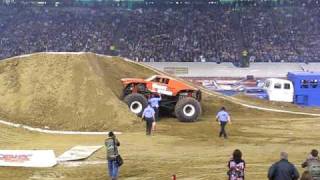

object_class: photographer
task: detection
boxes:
[105,131,120,180]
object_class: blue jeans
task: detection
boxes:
[108,159,119,179]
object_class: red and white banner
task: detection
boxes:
[0,150,57,167]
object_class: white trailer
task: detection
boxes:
[263,78,294,102]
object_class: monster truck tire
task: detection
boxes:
[124,93,148,117]
[174,97,201,122]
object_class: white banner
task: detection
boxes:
[0,150,57,167]
[57,145,103,162]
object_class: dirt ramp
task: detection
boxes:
[0,53,153,131]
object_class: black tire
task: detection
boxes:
[174,97,201,122]
[124,93,148,117]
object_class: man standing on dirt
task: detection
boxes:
[216,107,231,139]
[142,102,155,135]
[148,93,162,121]
[268,152,300,180]
[105,131,120,180]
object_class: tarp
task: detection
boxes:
[0,150,57,167]
[57,145,103,162]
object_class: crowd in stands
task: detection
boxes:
[0,4,320,62]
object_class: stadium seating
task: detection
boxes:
[0,5,319,63]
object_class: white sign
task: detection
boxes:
[152,84,173,96]
[0,150,57,167]
[57,145,103,162]
[157,89,173,96]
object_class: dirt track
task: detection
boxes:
[0,113,319,180]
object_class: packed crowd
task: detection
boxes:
[0,5,320,62]
[241,6,320,63]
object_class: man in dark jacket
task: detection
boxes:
[268,152,300,180]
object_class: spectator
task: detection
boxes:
[268,152,300,180]
[301,149,320,180]
[227,149,246,180]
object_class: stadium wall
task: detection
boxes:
[142,62,320,78]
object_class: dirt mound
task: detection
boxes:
[0,53,153,131]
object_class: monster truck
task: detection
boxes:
[121,75,202,122]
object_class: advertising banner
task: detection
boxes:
[0,150,57,167]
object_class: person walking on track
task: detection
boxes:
[216,107,232,139]
[142,102,156,135]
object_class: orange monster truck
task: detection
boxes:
[121,75,202,122]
